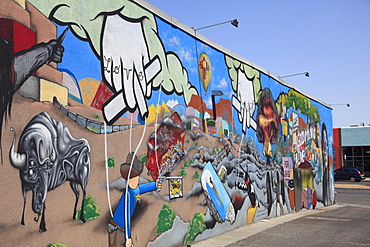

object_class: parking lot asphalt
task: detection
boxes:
[191,178,370,247]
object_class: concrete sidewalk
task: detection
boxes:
[191,179,370,247]
[191,204,345,247]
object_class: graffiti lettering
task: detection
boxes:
[103,55,112,73]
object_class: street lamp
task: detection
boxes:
[331,103,350,107]
[211,90,224,120]
[279,72,309,79]
[193,19,239,31]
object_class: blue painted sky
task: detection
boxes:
[55,1,336,158]
[145,0,370,128]
[58,29,101,82]
[155,17,234,107]
[56,0,365,129]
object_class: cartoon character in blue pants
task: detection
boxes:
[108,152,161,247]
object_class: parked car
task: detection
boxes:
[334,168,365,182]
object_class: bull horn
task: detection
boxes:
[50,148,56,162]
[9,127,26,169]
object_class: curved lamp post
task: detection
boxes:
[331,103,350,107]
[279,72,310,79]
[193,19,239,31]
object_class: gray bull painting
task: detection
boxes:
[9,112,90,232]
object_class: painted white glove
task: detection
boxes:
[102,14,161,124]
[232,70,257,133]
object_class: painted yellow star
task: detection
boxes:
[135,195,141,203]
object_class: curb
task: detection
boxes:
[335,183,370,190]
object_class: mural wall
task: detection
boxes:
[0,0,334,246]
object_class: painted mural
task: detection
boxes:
[0,0,334,246]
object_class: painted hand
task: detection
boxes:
[232,69,257,133]
[126,237,133,247]
[47,40,64,63]
[156,178,163,192]
[101,14,161,125]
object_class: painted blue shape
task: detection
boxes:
[201,162,231,222]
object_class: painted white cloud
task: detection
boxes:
[178,48,194,62]
[201,43,211,53]
[166,99,179,108]
[169,36,180,46]
[205,98,213,109]
[218,78,228,89]
[190,67,197,74]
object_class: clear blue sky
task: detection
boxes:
[145,0,370,128]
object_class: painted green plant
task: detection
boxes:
[141,153,147,164]
[46,243,68,247]
[184,212,207,245]
[156,203,176,234]
[75,195,101,221]
[193,170,200,179]
[107,157,115,168]
[183,160,189,168]
[180,167,187,177]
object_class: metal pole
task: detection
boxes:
[280,72,309,78]
[193,20,236,31]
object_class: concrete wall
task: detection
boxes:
[0,0,334,246]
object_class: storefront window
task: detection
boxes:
[342,147,352,158]
[343,159,353,168]
[353,147,363,156]
[364,146,370,157]
[341,146,370,175]
[364,158,370,174]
